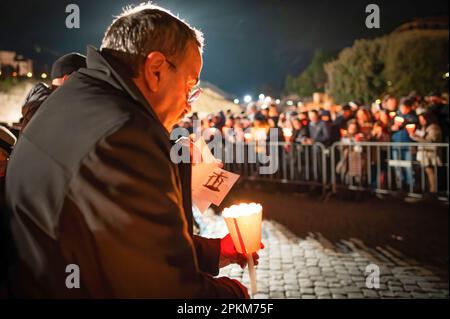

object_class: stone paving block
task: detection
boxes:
[361,289,379,298]
[394,292,412,298]
[284,284,299,291]
[344,286,362,293]
[329,287,346,295]
[332,294,348,299]
[298,279,313,288]
[347,292,364,299]
[314,287,330,296]
[314,281,328,288]
[403,285,422,292]
[300,288,315,295]
[199,216,449,300]
[286,291,301,299]
[411,292,430,299]
[270,292,285,299]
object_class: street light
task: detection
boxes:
[233,98,240,104]
[41,73,48,79]
[243,95,252,103]
[26,72,33,78]
[258,93,265,101]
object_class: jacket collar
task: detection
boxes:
[80,45,169,138]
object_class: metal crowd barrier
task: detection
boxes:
[218,140,449,201]
[330,141,449,200]
[221,141,328,193]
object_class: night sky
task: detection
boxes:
[0,0,448,97]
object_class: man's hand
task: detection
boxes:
[219,233,264,269]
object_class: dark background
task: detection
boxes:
[0,0,448,96]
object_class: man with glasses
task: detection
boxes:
[5,3,251,298]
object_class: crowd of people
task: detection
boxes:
[173,91,448,195]
[175,92,449,147]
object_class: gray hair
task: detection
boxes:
[100,2,204,76]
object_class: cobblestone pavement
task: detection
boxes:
[195,210,449,299]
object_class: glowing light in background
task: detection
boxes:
[243,95,252,103]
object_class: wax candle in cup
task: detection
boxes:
[394,116,405,125]
[406,123,416,135]
[222,203,262,296]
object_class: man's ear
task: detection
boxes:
[143,52,166,92]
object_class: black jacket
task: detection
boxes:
[19,82,53,132]
[5,46,245,298]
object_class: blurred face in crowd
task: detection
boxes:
[309,111,319,123]
[356,109,370,123]
[213,115,221,125]
[427,95,443,105]
[373,111,381,121]
[321,114,330,122]
[348,122,358,136]
[342,109,352,119]
[419,115,427,127]
[224,118,235,128]
[379,111,390,125]
[400,103,411,115]
[299,113,308,122]
[385,97,398,112]
[292,119,302,130]
[134,41,202,131]
[372,123,383,138]
[269,105,279,117]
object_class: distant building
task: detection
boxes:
[0,50,33,76]
[393,16,448,33]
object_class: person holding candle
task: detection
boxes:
[5,3,251,298]
[332,104,353,143]
[306,110,331,145]
[408,112,443,194]
[390,98,418,190]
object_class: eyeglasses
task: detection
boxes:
[166,59,202,104]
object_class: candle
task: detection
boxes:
[394,116,405,124]
[282,127,293,138]
[389,111,397,118]
[406,123,416,134]
[223,203,263,296]
[255,129,267,141]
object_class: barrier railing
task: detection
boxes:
[218,140,449,201]
[221,141,328,192]
[330,141,449,200]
